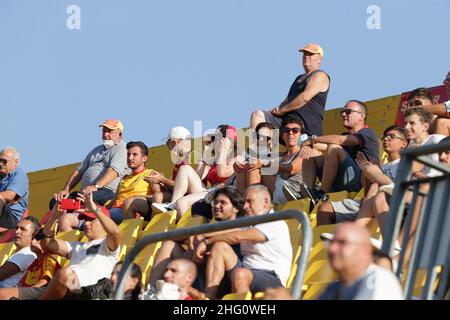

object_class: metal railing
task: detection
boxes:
[114,209,312,300]
[381,140,450,300]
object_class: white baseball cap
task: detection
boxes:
[165,126,192,141]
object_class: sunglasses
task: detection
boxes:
[282,127,301,135]
[0,158,13,165]
[257,135,272,142]
[381,133,405,141]
[340,109,362,116]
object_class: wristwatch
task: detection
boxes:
[94,184,101,189]
[310,135,317,147]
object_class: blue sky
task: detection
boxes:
[1,0,448,172]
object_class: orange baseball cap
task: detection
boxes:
[99,119,124,132]
[299,43,324,58]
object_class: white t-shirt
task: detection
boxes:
[381,159,400,181]
[419,134,446,177]
[240,220,293,286]
[0,246,37,288]
[66,238,120,287]
[319,264,404,300]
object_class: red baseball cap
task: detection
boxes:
[78,206,110,220]
[216,124,238,142]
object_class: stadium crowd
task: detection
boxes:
[0,44,449,300]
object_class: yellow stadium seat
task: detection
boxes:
[401,266,443,297]
[176,215,207,229]
[308,241,329,263]
[275,198,311,214]
[134,210,177,286]
[312,224,338,245]
[252,292,265,300]
[0,242,16,266]
[302,282,331,300]
[118,217,144,261]
[303,259,337,286]
[353,188,365,200]
[222,292,252,300]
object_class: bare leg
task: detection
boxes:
[261,174,277,198]
[171,165,206,201]
[231,268,254,293]
[39,267,79,300]
[57,214,79,232]
[321,144,347,193]
[123,197,150,220]
[175,191,208,220]
[250,110,266,130]
[316,202,335,226]
[354,183,379,228]
[373,191,390,236]
[235,170,248,196]
[247,168,262,186]
[205,242,238,300]
[302,152,323,188]
[0,287,20,300]
[149,240,186,286]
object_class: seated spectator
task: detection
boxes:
[38,191,120,300]
[439,136,450,165]
[271,118,305,205]
[152,125,238,219]
[110,261,142,300]
[143,258,201,300]
[58,141,162,227]
[0,217,40,288]
[0,228,60,300]
[105,141,161,224]
[0,147,29,229]
[250,43,330,139]
[406,87,450,136]
[129,126,193,218]
[195,185,292,299]
[299,100,380,202]
[149,187,244,287]
[234,122,275,196]
[51,119,128,209]
[318,223,404,300]
[317,125,407,226]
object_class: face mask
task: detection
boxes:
[103,139,115,149]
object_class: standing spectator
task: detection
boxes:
[318,223,404,300]
[0,217,40,288]
[250,43,330,138]
[0,147,28,229]
[51,119,128,208]
[299,100,379,201]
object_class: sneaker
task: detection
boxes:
[282,184,301,201]
[151,202,175,214]
[299,183,326,206]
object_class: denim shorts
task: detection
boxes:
[331,153,362,193]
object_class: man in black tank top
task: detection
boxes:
[250,43,330,137]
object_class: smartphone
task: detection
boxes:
[60,199,81,211]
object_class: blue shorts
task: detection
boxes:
[330,153,362,193]
[224,259,283,294]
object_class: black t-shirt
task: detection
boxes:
[284,70,330,136]
[343,127,380,164]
